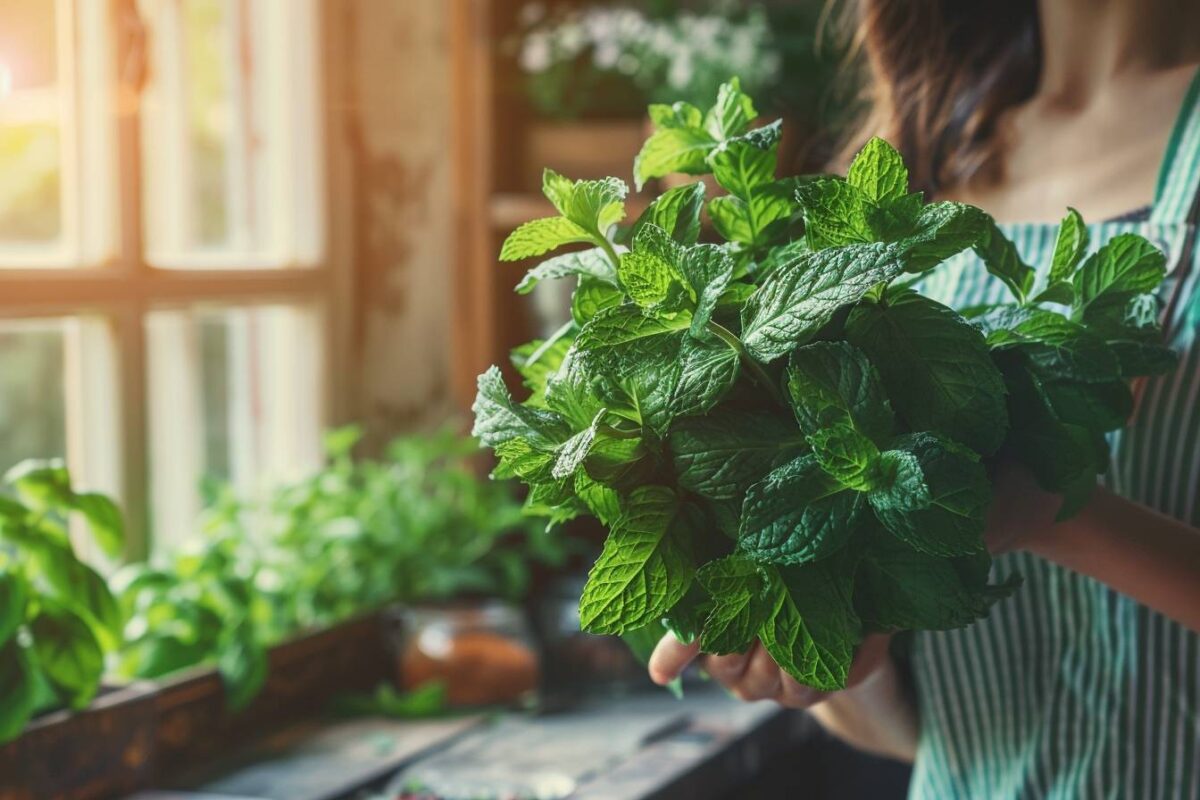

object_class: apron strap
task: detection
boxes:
[1150,66,1200,226]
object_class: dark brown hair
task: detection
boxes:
[836,0,1042,195]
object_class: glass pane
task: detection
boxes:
[140,0,323,267]
[0,318,67,469]
[146,304,324,552]
[0,0,63,246]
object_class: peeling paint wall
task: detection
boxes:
[328,0,457,445]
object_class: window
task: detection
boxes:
[0,0,331,559]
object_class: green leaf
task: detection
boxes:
[0,641,36,744]
[578,487,692,634]
[619,250,677,308]
[1031,280,1076,305]
[786,341,895,444]
[565,177,628,236]
[1072,234,1166,322]
[515,248,617,295]
[552,410,607,480]
[846,137,908,204]
[741,242,909,362]
[704,78,758,141]
[5,459,74,511]
[662,582,712,646]
[631,181,706,245]
[678,244,735,336]
[634,127,717,191]
[511,331,572,407]
[574,472,622,527]
[869,433,989,557]
[846,291,1008,454]
[974,220,1036,302]
[738,454,864,566]
[707,122,781,199]
[856,525,1004,632]
[670,411,808,501]
[472,366,571,449]
[499,216,594,261]
[898,202,988,272]
[29,602,104,709]
[218,627,268,711]
[866,449,929,513]
[797,178,873,250]
[697,556,773,654]
[0,568,27,647]
[757,556,860,691]
[31,544,123,650]
[806,424,881,491]
[71,493,125,559]
[1049,208,1088,284]
[648,101,704,130]
[571,276,624,325]
[621,621,668,666]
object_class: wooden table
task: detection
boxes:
[125,688,818,800]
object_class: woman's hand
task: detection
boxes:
[648,632,895,708]
[984,459,1063,555]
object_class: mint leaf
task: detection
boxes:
[856,526,1003,631]
[1072,234,1166,322]
[738,455,864,566]
[634,128,716,191]
[631,181,706,245]
[704,77,757,140]
[579,487,692,634]
[708,122,781,198]
[797,178,873,250]
[511,331,572,407]
[1049,208,1088,284]
[846,137,908,204]
[697,555,773,654]
[619,250,678,309]
[787,341,895,444]
[572,277,624,325]
[974,220,1036,302]
[670,411,808,501]
[806,424,881,491]
[757,556,860,691]
[516,248,617,295]
[846,291,1008,454]
[742,243,908,362]
[473,366,571,449]
[0,642,36,743]
[898,202,988,272]
[869,433,989,557]
[0,570,24,648]
[500,217,594,261]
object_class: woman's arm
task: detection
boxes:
[648,633,919,762]
[990,462,1200,633]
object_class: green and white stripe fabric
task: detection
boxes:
[908,70,1200,800]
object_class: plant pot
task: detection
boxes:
[0,682,158,800]
[387,601,540,709]
[152,614,389,782]
[524,119,645,190]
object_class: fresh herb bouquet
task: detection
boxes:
[472,80,1177,690]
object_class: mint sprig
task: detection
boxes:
[474,80,1177,692]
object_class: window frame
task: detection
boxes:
[0,0,347,560]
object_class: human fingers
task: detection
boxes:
[701,648,754,685]
[728,643,784,701]
[648,633,701,686]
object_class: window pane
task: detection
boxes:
[146,304,324,552]
[0,0,63,247]
[0,318,67,468]
[140,0,323,268]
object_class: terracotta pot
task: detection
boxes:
[524,119,644,189]
[388,602,540,709]
[0,682,157,800]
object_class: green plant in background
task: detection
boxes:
[114,425,564,710]
[0,461,125,743]
[111,517,273,711]
[513,2,786,120]
[474,80,1177,691]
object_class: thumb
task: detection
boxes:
[648,633,701,685]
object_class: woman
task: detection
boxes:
[649,1,1200,797]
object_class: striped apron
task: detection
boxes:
[907,69,1200,799]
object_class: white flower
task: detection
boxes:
[520,32,552,73]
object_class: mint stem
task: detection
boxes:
[706,321,785,406]
[599,238,622,275]
[596,424,641,441]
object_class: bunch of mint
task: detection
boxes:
[473,80,1176,690]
